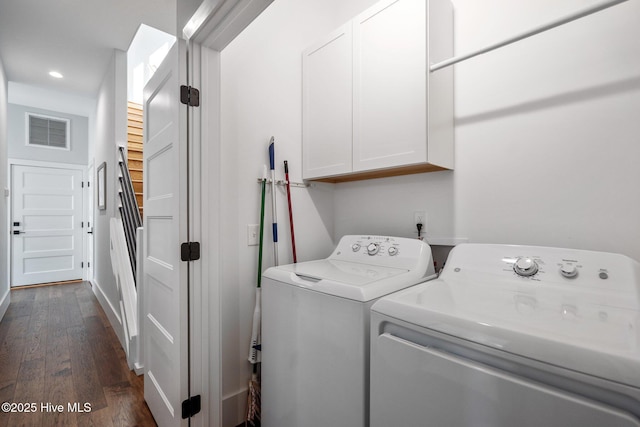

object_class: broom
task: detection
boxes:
[246,366,261,426]
[246,165,267,425]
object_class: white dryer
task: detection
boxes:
[262,235,436,427]
[370,243,640,427]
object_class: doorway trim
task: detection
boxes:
[8,158,87,287]
[180,2,273,426]
[86,158,95,282]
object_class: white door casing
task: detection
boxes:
[11,163,84,287]
[142,41,189,426]
[86,161,94,282]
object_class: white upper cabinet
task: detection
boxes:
[302,23,354,179]
[353,0,428,171]
[302,0,453,182]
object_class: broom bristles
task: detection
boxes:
[245,376,261,426]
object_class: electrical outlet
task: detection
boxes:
[247,224,259,246]
[414,211,427,240]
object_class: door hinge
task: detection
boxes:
[180,85,200,107]
[81,182,84,188]
[181,242,201,261]
[81,262,84,268]
[87,181,90,187]
[81,222,84,228]
[181,395,201,419]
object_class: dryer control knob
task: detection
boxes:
[559,263,578,278]
[367,243,380,256]
[351,243,361,252]
[388,246,398,256]
[513,257,539,277]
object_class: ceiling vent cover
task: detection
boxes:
[27,113,70,150]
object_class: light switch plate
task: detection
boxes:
[247,224,259,246]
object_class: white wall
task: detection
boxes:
[220,0,640,424]
[8,82,97,162]
[336,0,640,261]
[7,104,88,165]
[219,0,380,423]
[93,49,129,346]
[127,24,176,104]
[450,0,640,258]
[0,55,9,321]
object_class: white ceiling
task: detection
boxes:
[0,0,176,98]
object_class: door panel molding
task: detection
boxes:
[9,159,86,287]
[142,41,189,427]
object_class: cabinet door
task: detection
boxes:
[302,23,353,179]
[353,0,427,172]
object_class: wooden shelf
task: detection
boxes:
[310,163,449,183]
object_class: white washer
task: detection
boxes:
[370,243,640,427]
[262,235,436,427]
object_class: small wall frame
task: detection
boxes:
[97,162,107,210]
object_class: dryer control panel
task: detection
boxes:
[442,243,640,296]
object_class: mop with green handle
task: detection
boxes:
[246,165,267,426]
[248,164,266,365]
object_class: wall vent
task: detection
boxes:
[26,113,70,150]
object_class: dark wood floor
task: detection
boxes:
[0,282,157,427]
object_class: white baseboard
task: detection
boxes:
[90,279,126,350]
[134,362,144,376]
[222,388,248,427]
[0,287,9,322]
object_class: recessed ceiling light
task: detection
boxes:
[49,71,63,79]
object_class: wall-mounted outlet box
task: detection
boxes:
[414,211,426,229]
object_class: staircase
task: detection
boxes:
[127,102,144,218]
[108,101,145,373]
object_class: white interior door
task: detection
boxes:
[142,41,189,427]
[11,164,84,287]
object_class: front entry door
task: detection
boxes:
[11,164,84,286]
[142,41,189,427]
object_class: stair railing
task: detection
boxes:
[110,217,139,371]
[117,146,142,282]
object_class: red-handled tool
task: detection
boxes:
[284,160,297,263]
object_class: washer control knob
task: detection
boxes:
[351,243,361,252]
[388,246,398,256]
[560,264,578,278]
[367,243,380,256]
[513,257,538,277]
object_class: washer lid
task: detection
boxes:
[263,259,430,301]
[372,276,640,388]
[282,259,407,285]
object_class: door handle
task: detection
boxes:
[13,230,25,235]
